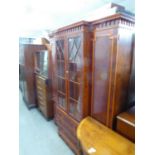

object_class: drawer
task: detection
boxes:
[36,85,47,93]
[59,126,78,147]
[36,80,46,88]
[39,103,47,116]
[116,106,135,142]
[36,76,47,86]
[38,96,46,105]
[37,90,46,99]
[116,118,135,142]
[56,107,78,137]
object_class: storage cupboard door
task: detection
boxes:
[92,35,115,125]
[67,36,83,121]
[55,40,67,110]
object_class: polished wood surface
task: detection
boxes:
[35,74,54,119]
[116,106,135,142]
[91,13,135,128]
[34,45,54,119]
[49,21,93,154]
[77,116,135,155]
[49,11,135,154]
[55,106,79,154]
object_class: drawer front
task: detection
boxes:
[36,76,47,87]
[59,126,78,147]
[39,103,47,116]
[56,107,78,143]
[116,119,135,142]
[37,89,47,99]
[38,96,46,106]
[36,85,47,93]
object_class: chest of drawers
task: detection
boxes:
[35,74,54,119]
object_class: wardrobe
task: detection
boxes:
[91,13,134,128]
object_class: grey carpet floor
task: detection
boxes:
[19,90,74,155]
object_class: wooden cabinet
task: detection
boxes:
[34,49,54,119]
[35,74,53,119]
[91,13,135,128]
[22,44,47,108]
[49,21,92,154]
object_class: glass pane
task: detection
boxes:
[69,62,81,82]
[68,37,81,62]
[36,51,48,77]
[69,81,80,101]
[69,81,74,99]
[56,40,64,60]
[68,38,74,53]
[41,51,48,76]
[56,40,66,110]
[68,36,82,119]
[57,78,65,93]
[61,79,66,93]
[69,99,81,121]
[58,93,66,109]
[57,61,65,77]
[68,36,82,82]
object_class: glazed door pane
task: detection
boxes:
[92,35,113,124]
[68,36,82,121]
[56,40,67,110]
[35,51,48,77]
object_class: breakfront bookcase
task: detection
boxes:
[34,48,54,119]
[49,21,92,154]
[91,13,135,128]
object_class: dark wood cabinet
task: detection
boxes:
[22,44,47,108]
[49,21,92,154]
[91,13,135,128]
[21,43,54,118]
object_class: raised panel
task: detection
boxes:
[92,35,113,124]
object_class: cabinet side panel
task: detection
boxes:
[109,28,134,128]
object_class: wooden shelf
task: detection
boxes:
[58,91,66,96]
[69,80,80,85]
[56,75,65,79]
[69,97,79,103]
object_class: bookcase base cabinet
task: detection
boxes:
[55,106,80,154]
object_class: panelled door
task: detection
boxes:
[92,32,117,126]
[55,35,83,122]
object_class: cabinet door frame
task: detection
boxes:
[55,37,68,111]
[91,29,118,126]
[66,33,84,121]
